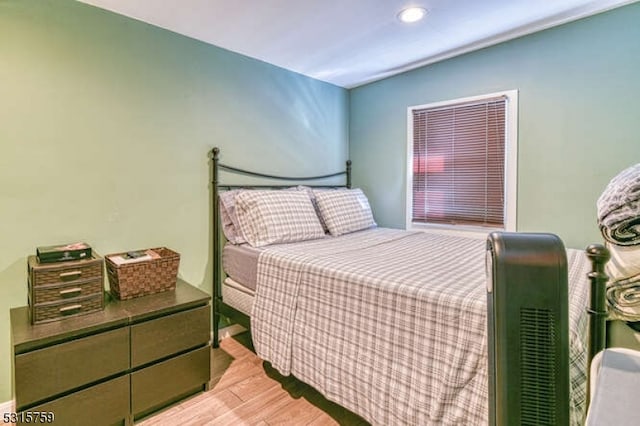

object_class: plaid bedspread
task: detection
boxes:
[251,228,591,425]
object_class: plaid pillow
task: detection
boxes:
[314,188,376,236]
[296,186,340,233]
[235,190,325,247]
[219,190,246,244]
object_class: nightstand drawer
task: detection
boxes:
[130,305,209,367]
[131,345,210,418]
[15,326,130,408]
[11,280,211,423]
[20,375,130,426]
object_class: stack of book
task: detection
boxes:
[36,242,92,264]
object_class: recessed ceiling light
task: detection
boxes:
[398,7,427,23]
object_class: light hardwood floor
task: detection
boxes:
[137,333,369,425]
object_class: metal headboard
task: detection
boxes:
[209,147,351,345]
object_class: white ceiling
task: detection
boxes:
[78,0,637,88]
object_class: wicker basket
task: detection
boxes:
[106,247,180,300]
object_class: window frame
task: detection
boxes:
[405,90,518,238]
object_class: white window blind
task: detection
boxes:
[411,97,506,228]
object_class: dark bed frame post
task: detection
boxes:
[211,147,221,348]
[585,243,610,406]
[586,244,610,362]
[346,160,352,189]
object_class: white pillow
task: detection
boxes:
[314,188,376,236]
[235,190,325,247]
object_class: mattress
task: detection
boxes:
[222,243,261,291]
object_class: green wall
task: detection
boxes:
[350,2,640,250]
[0,0,348,402]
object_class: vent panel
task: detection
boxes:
[520,307,557,425]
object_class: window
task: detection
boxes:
[406,90,517,233]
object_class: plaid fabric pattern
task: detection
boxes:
[314,188,376,236]
[296,186,337,233]
[566,248,591,425]
[219,189,246,244]
[251,228,591,426]
[597,163,640,246]
[235,190,325,247]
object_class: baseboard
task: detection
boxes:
[0,399,15,415]
[215,324,247,342]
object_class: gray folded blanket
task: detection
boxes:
[597,163,640,246]
[606,274,640,321]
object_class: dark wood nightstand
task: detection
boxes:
[11,279,211,426]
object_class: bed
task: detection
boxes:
[209,147,609,425]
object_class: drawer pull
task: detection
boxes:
[60,270,82,281]
[59,304,82,315]
[59,287,82,297]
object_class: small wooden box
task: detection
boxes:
[27,255,105,324]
